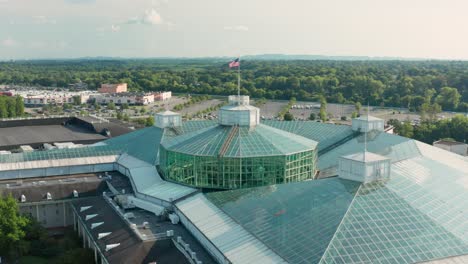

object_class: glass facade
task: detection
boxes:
[159,147,317,189]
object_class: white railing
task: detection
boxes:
[0,114,78,121]
[173,236,203,264]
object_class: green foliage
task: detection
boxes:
[389,115,468,143]
[283,112,294,121]
[121,103,129,109]
[0,60,467,112]
[0,96,24,118]
[355,102,362,115]
[72,96,81,105]
[435,87,461,110]
[0,195,30,260]
[309,112,316,120]
[319,95,327,122]
[278,97,296,119]
[107,102,115,110]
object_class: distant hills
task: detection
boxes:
[1,54,448,62]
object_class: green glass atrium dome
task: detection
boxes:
[159,95,318,189]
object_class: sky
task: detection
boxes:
[1,0,468,60]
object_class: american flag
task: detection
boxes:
[229,58,240,68]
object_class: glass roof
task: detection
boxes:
[0,144,121,163]
[104,126,164,165]
[206,178,360,264]
[319,181,468,264]
[263,121,354,152]
[318,132,421,170]
[162,123,318,157]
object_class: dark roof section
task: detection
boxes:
[0,125,106,150]
[75,116,133,137]
[0,172,131,203]
[71,197,189,264]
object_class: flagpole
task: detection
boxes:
[237,56,241,103]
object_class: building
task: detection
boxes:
[433,139,467,156]
[11,89,95,106]
[0,116,132,151]
[98,83,128,94]
[91,92,154,105]
[154,91,172,101]
[0,94,467,264]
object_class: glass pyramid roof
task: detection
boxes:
[206,178,360,264]
[162,123,318,157]
[319,181,468,264]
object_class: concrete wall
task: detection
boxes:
[20,200,74,228]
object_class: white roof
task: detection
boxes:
[354,115,383,121]
[0,155,118,171]
[157,110,180,116]
[176,193,287,264]
[342,151,390,162]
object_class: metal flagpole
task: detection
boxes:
[237,56,241,103]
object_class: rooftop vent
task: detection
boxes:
[98,232,112,239]
[20,194,26,203]
[80,206,92,212]
[338,151,391,183]
[46,192,52,200]
[85,214,98,221]
[73,190,79,198]
[105,243,120,252]
[154,110,182,128]
[91,222,104,229]
[218,95,260,127]
[352,115,384,132]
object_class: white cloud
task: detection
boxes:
[2,37,17,47]
[33,16,57,25]
[224,25,249,31]
[126,8,164,25]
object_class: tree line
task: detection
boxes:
[388,115,468,144]
[0,95,24,118]
[0,59,467,112]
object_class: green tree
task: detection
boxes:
[0,195,30,260]
[283,112,294,121]
[107,102,116,110]
[72,96,81,105]
[309,112,316,121]
[15,96,24,117]
[0,97,8,118]
[435,87,461,110]
[355,102,362,115]
[399,121,414,138]
[319,95,327,122]
[145,116,154,126]
[121,103,129,110]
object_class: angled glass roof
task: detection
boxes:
[318,132,421,170]
[0,144,121,164]
[262,120,355,152]
[319,181,468,264]
[162,123,318,157]
[104,126,164,164]
[206,178,360,264]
